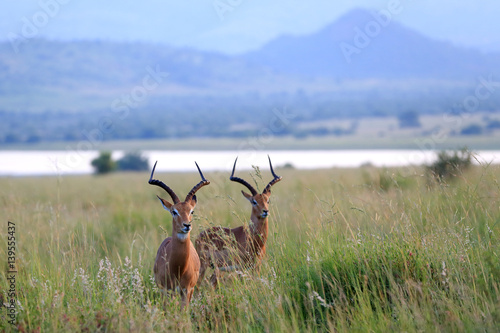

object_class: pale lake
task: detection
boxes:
[1,150,500,176]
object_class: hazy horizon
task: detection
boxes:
[2,1,500,54]
[2,1,500,149]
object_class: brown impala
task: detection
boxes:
[196,156,282,286]
[149,161,210,309]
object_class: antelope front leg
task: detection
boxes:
[179,288,190,311]
[198,252,211,284]
[209,267,222,288]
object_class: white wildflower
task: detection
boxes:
[52,290,63,308]
[132,268,144,298]
[309,290,333,308]
[356,228,363,245]
[16,299,24,312]
[441,261,449,288]
[72,267,93,295]
[149,274,159,293]
[464,226,474,249]
[30,277,39,288]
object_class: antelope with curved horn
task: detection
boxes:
[196,156,282,286]
[149,161,210,308]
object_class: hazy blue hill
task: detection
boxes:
[1,8,499,108]
[0,6,499,137]
[0,39,273,95]
[243,8,500,80]
[0,39,288,112]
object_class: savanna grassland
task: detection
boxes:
[0,163,499,332]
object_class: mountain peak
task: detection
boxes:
[243,8,498,80]
[334,7,376,25]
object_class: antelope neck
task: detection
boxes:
[170,236,192,270]
[250,215,268,236]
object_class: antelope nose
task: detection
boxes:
[183,223,191,228]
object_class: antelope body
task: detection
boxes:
[149,161,209,308]
[196,156,282,286]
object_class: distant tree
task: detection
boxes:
[427,147,472,182]
[4,133,22,144]
[486,119,500,130]
[310,127,330,136]
[460,124,483,135]
[91,151,117,174]
[26,134,41,143]
[117,152,149,171]
[397,110,421,128]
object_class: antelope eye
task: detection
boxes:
[171,210,179,216]
[252,200,258,206]
[190,210,194,215]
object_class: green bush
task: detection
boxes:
[427,148,472,181]
[91,151,117,174]
[117,152,149,171]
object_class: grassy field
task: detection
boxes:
[0,163,499,332]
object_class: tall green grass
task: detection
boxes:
[0,164,499,332]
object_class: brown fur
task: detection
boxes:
[196,157,281,286]
[149,162,209,309]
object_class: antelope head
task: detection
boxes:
[149,161,210,241]
[230,156,282,219]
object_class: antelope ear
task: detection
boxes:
[157,196,173,210]
[241,190,253,201]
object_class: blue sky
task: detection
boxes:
[1,0,499,53]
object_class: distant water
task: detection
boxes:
[0,150,499,176]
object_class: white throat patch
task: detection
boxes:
[177,232,189,242]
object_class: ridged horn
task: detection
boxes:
[148,161,180,204]
[185,162,210,201]
[229,157,258,196]
[263,155,282,194]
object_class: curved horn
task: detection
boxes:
[185,162,210,201]
[263,155,282,194]
[148,161,180,204]
[229,157,258,196]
